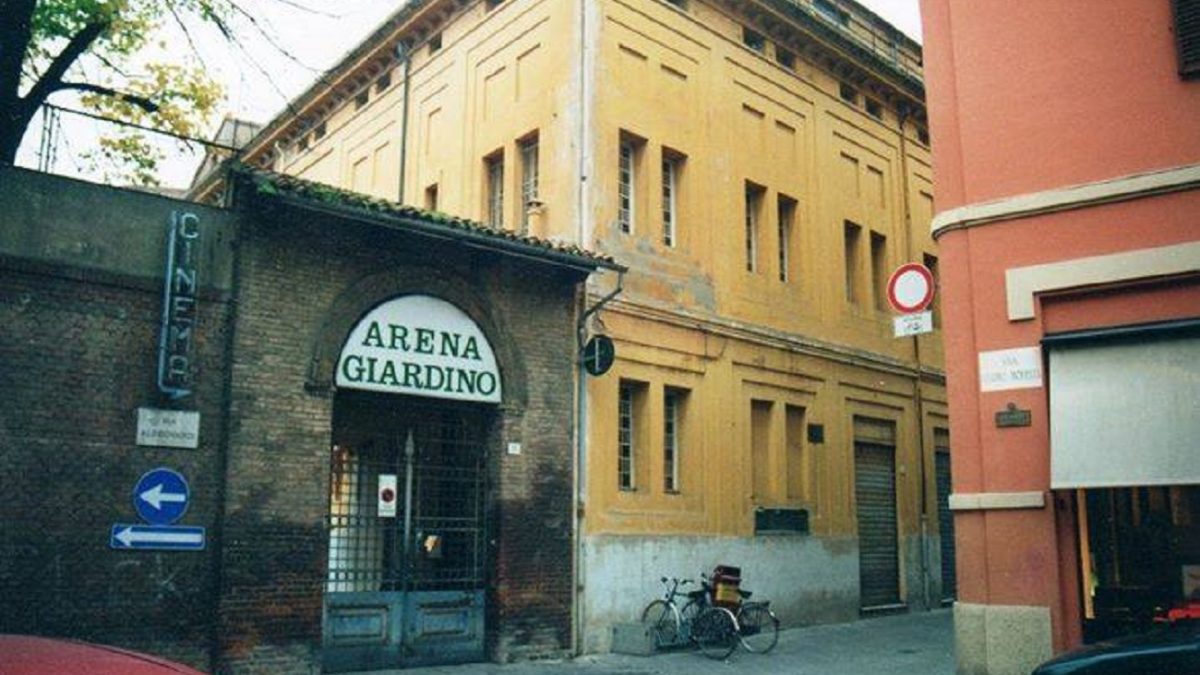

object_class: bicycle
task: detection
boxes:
[640,574,744,660]
[640,576,700,648]
[695,574,781,658]
[641,572,779,659]
[733,589,780,654]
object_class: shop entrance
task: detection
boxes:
[1078,485,1200,642]
[322,390,491,672]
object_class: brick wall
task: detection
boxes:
[215,194,585,671]
[0,168,235,670]
[0,167,589,673]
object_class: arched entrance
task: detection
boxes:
[321,295,502,672]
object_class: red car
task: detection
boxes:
[0,635,206,674]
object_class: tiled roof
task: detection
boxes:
[235,166,623,272]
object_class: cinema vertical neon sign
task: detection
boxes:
[157,211,200,399]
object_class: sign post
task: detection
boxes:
[111,466,205,551]
[887,263,935,338]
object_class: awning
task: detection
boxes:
[1048,325,1200,489]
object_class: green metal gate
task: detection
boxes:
[323,392,489,672]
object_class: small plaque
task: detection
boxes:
[893,311,933,338]
[378,474,397,518]
[979,347,1043,392]
[136,408,200,448]
[995,403,1032,428]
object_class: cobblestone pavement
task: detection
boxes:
[354,608,954,675]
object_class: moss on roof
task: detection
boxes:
[235,166,622,271]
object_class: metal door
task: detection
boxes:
[935,435,956,603]
[855,441,901,610]
[323,393,488,672]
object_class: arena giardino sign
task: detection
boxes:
[336,295,502,403]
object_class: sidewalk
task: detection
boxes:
[354,609,954,675]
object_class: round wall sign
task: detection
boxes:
[886,263,935,314]
[582,335,615,376]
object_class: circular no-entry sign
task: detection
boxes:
[886,263,935,314]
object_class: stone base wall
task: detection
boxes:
[954,602,1052,675]
[581,534,861,653]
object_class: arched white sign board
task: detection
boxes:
[336,295,502,403]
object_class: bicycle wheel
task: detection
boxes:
[678,598,702,643]
[692,606,738,660]
[736,602,779,653]
[640,599,680,648]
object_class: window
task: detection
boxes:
[870,231,888,311]
[745,183,764,273]
[486,0,505,8]
[786,405,807,501]
[776,47,796,70]
[664,387,687,493]
[743,28,766,53]
[815,0,849,26]
[618,135,639,233]
[751,400,773,501]
[314,122,327,140]
[354,90,369,110]
[429,32,443,54]
[662,151,683,247]
[519,136,539,233]
[1174,0,1200,78]
[917,126,930,146]
[375,72,392,93]
[777,194,796,282]
[298,134,310,152]
[425,184,438,211]
[618,381,647,491]
[485,151,504,228]
[865,99,883,120]
[839,83,858,104]
[666,0,687,8]
[844,221,863,304]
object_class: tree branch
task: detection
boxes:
[227,0,317,72]
[18,20,110,124]
[53,81,160,113]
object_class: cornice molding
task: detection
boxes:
[932,163,1200,239]
[1006,241,1200,321]
[591,293,946,383]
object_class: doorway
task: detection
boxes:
[854,416,901,611]
[322,390,491,672]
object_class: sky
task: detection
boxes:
[17,0,923,189]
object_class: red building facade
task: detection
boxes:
[919,1,1200,672]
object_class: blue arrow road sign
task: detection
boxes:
[133,467,190,525]
[110,524,205,551]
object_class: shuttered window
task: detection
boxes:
[1176,0,1200,79]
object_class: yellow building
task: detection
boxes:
[193,0,945,655]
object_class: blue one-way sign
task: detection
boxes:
[134,467,190,525]
[111,524,205,551]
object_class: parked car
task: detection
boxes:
[0,635,206,674]
[1031,620,1200,674]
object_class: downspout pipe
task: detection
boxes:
[396,41,412,204]
[573,269,623,655]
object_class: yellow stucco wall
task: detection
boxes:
[260,0,944,552]
[583,0,943,548]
